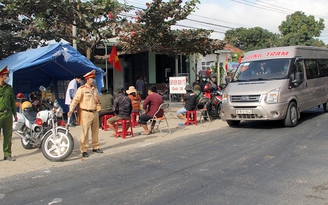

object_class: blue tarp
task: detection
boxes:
[0,42,104,112]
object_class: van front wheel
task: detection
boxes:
[284,102,298,127]
[323,102,328,112]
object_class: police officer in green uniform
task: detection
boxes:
[0,66,17,161]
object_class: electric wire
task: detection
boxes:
[118,0,328,41]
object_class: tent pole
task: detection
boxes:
[105,43,108,90]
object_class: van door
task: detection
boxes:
[290,60,308,111]
[304,59,324,107]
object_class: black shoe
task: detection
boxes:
[4,156,16,161]
[92,149,103,153]
[68,123,75,127]
[82,152,89,158]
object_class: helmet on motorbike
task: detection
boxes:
[203,84,211,92]
[21,101,32,111]
[16,93,25,99]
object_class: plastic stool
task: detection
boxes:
[131,111,140,128]
[102,114,114,131]
[115,119,133,139]
[185,110,198,125]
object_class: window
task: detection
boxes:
[317,59,328,77]
[304,59,319,79]
[57,80,70,100]
[291,60,305,83]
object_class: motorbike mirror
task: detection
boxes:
[39,86,46,92]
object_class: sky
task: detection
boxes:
[118,0,328,44]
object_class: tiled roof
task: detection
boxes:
[224,44,244,53]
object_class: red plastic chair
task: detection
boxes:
[102,114,114,131]
[115,119,133,139]
[131,111,140,128]
[185,110,197,125]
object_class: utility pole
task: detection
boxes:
[71,0,77,49]
[72,25,77,49]
[104,41,109,90]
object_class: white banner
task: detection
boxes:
[169,77,187,94]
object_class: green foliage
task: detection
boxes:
[278,11,325,46]
[219,64,225,83]
[224,27,279,52]
[118,0,225,57]
[224,11,327,51]
[0,0,130,59]
[211,65,217,74]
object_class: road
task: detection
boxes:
[1,108,328,205]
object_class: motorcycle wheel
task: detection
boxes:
[41,129,74,162]
[21,138,34,149]
[215,102,222,118]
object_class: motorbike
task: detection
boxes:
[203,84,225,118]
[29,91,51,112]
[13,86,74,162]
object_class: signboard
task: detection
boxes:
[169,76,187,94]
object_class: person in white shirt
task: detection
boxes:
[65,75,84,126]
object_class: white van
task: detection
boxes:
[221,46,328,127]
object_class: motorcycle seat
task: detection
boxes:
[23,108,37,122]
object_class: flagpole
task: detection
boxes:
[105,42,108,90]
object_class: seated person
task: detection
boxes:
[266,67,272,74]
[107,87,132,136]
[282,63,289,75]
[193,85,204,109]
[98,87,114,127]
[176,85,197,125]
[256,63,267,75]
[138,86,164,135]
[126,86,142,113]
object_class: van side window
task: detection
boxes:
[317,59,328,77]
[304,59,319,79]
[291,60,305,83]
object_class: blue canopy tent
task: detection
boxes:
[0,42,104,112]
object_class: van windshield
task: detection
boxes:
[232,59,291,82]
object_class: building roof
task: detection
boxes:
[224,44,244,53]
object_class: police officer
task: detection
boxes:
[0,66,17,161]
[67,70,103,158]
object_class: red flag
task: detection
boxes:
[225,55,228,71]
[238,55,243,64]
[108,45,122,72]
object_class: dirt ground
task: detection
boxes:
[0,114,227,179]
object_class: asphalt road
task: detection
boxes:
[1,107,328,205]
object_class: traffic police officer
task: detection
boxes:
[0,66,17,161]
[67,70,103,158]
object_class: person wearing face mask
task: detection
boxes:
[0,66,17,161]
[199,75,207,92]
[67,70,103,158]
[65,75,84,126]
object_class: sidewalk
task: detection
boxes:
[0,108,228,179]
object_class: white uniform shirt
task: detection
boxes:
[65,79,78,105]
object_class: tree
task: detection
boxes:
[224,27,279,52]
[0,0,131,60]
[278,11,325,46]
[118,0,224,57]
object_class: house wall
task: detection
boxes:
[113,62,125,91]
[148,52,156,84]
[195,52,230,84]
